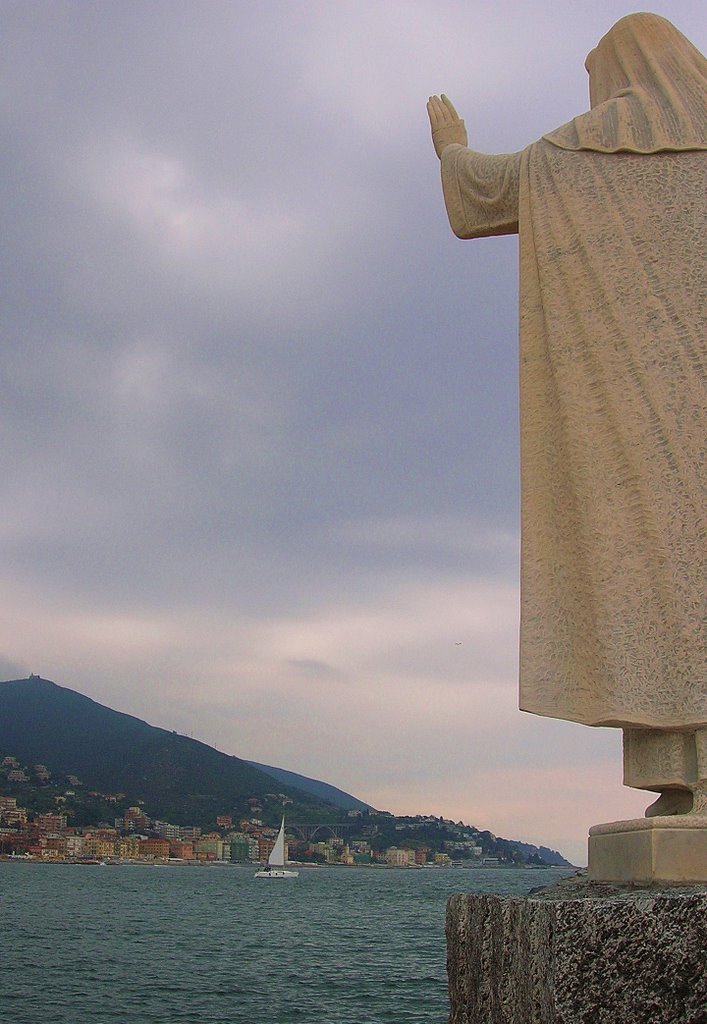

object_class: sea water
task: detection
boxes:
[1,862,573,1023]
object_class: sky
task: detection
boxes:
[1,0,703,867]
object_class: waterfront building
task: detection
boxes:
[386,847,415,867]
[168,840,194,859]
[138,837,170,860]
[193,838,224,861]
[65,835,84,858]
[228,836,250,863]
[83,836,116,859]
[117,836,140,858]
[309,841,339,864]
[257,836,275,862]
[42,835,67,858]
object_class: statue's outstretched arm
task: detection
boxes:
[427,94,468,159]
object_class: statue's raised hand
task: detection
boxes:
[427,94,467,158]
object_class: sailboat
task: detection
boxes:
[254,816,299,878]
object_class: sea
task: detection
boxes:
[1,861,574,1023]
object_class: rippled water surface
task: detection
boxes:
[2,862,572,1023]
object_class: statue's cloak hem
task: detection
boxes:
[441,140,706,729]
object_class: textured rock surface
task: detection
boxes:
[446,876,707,1023]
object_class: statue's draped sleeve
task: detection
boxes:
[440,144,522,238]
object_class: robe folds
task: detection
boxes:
[441,139,705,729]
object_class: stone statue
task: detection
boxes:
[428,12,706,860]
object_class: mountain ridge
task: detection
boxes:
[0,677,364,824]
[247,760,373,812]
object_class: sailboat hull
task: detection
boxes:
[254,869,299,878]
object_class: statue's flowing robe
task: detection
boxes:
[441,139,705,728]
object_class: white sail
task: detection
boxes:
[268,817,286,868]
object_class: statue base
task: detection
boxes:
[588,815,707,883]
[446,877,707,1024]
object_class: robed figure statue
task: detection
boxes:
[428,13,706,821]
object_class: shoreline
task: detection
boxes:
[0,854,577,870]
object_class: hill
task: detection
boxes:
[0,677,364,826]
[247,761,373,812]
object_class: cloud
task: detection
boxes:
[285,659,349,683]
[75,135,355,315]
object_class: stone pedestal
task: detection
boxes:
[589,816,707,883]
[446,876,707,1024]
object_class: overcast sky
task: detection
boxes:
[1,1,703,866]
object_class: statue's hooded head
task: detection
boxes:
[546,12,707,152]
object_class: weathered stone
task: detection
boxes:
[589,816,707,883]
[447,877,707,1023]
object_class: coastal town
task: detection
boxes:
[0,753,540,867]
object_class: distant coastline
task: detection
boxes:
[1,855,575,870]
[1,677,574,867]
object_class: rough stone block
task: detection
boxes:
[446,877,707,1023]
